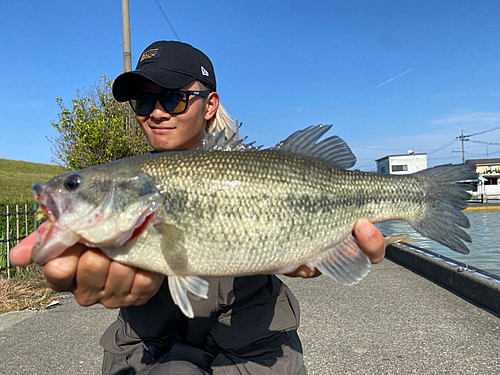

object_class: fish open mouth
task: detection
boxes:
[32,183,60,222]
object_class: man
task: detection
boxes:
[11,41,385,374]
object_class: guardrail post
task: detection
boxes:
[6,205,10,279]
[33,202,38,231]
[25,204,28,241]
[16,204,20,245]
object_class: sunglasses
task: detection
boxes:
[129,89,209,116]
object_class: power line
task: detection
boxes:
[427,138,459,155]
[426,122,500,158]
[154,0,181,41]
[467,123,500,137]
[469,139,500,146]
[455,123,500,162]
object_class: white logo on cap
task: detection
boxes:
[201,66,209,76]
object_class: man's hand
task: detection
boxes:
[354,218,386,264]
[284,218,385,278]
[10,232,164,309]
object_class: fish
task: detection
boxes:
[30,125,477,318]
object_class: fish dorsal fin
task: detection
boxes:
[200,128,262,151]
[268,125,356,169]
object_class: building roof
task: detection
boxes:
[465,158,500,165]
[375,153,427,162]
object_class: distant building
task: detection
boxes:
[465,158,500,197]
[376,151,427,175]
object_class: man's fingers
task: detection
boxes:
[283,265,322,278]
[97,261,137,309]
[354,218,386,264]
[43,244,86,292]
[72,248,112,306]
[128,270,164,305]
[9,231,37,266]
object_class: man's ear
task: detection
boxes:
[205,92,219,121]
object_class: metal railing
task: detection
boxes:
[0,203,39,279]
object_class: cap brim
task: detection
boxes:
[112,69,196,102]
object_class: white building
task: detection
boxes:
[376,152,427,175]
[465,158,500,198]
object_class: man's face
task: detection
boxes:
[135,80,218,152]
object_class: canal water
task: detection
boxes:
[376,210,500,277]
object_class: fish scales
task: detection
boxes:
[133,150,428,276]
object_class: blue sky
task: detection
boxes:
[1,0,499,171]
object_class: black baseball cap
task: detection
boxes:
[113,41,216,102]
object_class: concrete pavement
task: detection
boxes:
[1,256,499,374]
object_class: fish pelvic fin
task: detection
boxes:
[408,163,478,254]
[168,276,209,318]
[311,234,371,285]
[267,125,357,169]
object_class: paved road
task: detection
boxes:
[1,258,499,374]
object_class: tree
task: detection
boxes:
[49,76,149,170]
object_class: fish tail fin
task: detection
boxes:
[407,163,477,254]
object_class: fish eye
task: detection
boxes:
[64,174,81,190]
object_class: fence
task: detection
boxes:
[0,203,39,279]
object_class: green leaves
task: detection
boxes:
[48,76,150,170]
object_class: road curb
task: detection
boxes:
[385,242,500,316]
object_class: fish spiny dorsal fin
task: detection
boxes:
[268,125,356,169]
[200,128,263,151]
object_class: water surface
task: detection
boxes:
[376,210,500,276]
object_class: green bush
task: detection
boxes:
[48,76,150,169]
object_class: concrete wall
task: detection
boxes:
[377,154,427,175]
[386,242,500,315]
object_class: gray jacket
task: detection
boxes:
[100,275,306,374]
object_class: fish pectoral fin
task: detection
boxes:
[168,275,209,318]
[156,223,185,253]
[311,234,371,285]
[155,223,189,272]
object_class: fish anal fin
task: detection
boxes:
[168,275,209,318]
[384,233,413,246]
[312,234,370,285]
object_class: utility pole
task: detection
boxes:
[456,131,470,163]
[121,0,132,72]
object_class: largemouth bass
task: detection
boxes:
[30,125,477,317]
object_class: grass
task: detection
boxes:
[0,158,66,202]
[0,158,65,272]
[0,159,67,312]
[0,268,65,314]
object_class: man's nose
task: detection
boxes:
[150,99,170,117]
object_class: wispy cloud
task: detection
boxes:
[375,68,412,88]
[431,112,500,126]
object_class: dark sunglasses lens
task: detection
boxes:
[160,91,187,114]
[130,95,154,116]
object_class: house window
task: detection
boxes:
[391,165,408,172]
[485,177,498,185]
